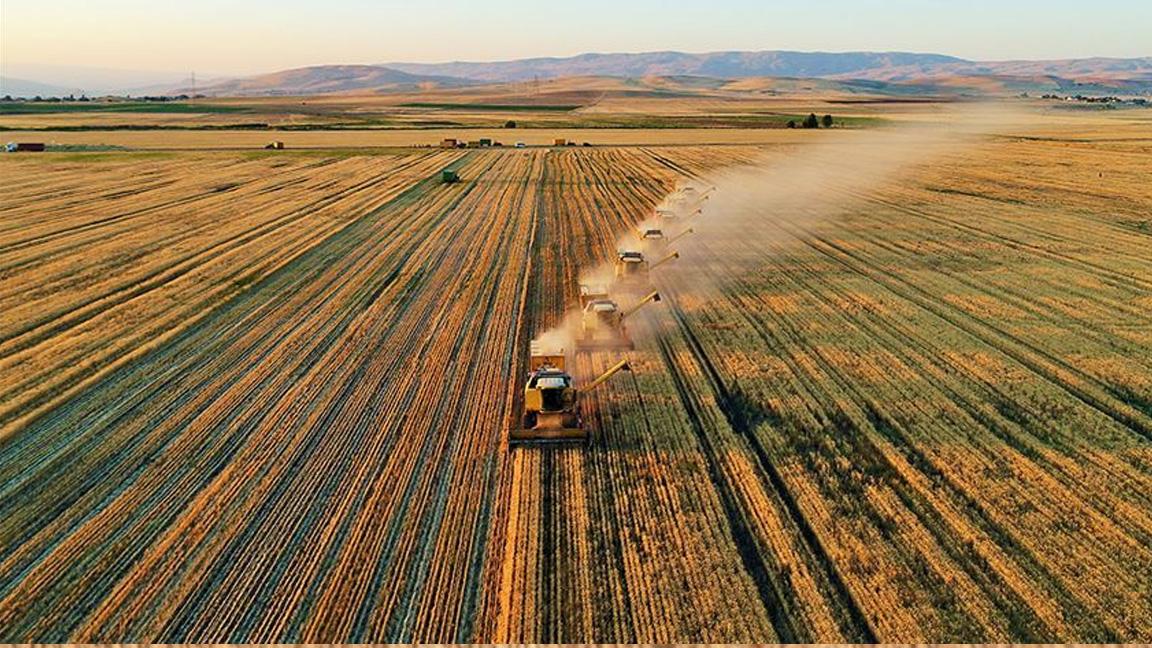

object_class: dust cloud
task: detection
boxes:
[655,102,1034,296]
[530,103,1033,361]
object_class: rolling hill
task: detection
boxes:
[186,51,1152,98]
[191,65,475,96]
[0,77,82,98]
[385,50,1152,85]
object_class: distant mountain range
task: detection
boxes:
[189,51,1150,97]
[383,51,1152,84]
[5,50,1151,98]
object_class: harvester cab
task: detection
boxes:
[512,343,633,444]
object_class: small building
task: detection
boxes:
[554,138,567,146]
[5,142,45,152]
[264,141,285,150]
[478,138,492,147]
[466,140,481,148]
[440,138,458,148]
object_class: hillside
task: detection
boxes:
[0,76,80,98]
[385,50,1152,85]
[187,51,1152,98]
[386,51,967,82]
[193,64,474,96]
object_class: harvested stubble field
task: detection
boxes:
[0,115,1150,643]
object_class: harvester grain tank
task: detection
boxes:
[512,345,634,443]
[442,168,460,184]
[640,228,666,243]
[576,291,662,352]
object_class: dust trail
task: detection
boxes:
[531,311,580,353]
[656,103,1034,298]
[533,104,1030,359]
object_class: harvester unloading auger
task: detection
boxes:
[575,290,662,352]
[511,344,634,444]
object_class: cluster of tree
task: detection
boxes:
[1040,94,1148,105]
[2,94,91,103]
[787,113,835,129]
[1,94,208,103]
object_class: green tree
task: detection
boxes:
[803,113,819,129]
[822,114,833,128]
[504,120,517,128]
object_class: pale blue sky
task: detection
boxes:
[2,0,1149,75]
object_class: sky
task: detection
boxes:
[2,0,1150,79]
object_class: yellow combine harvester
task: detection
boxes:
[639,227,666,244]
[576,291,662,352]
[657,184,713,222]
[511,344,633,443]
[614,250,679,293]
[640,226,693,251]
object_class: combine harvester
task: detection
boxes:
[511,344,634,444]
[639,227,666,246]
[614,249,679,294]
[510,191,694,446]
[639,226,693,251]
[575,291,662,351]
[656,183,713,223]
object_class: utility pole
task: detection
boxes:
[190,71,196,102]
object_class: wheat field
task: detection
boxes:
[0,109,1149,642]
